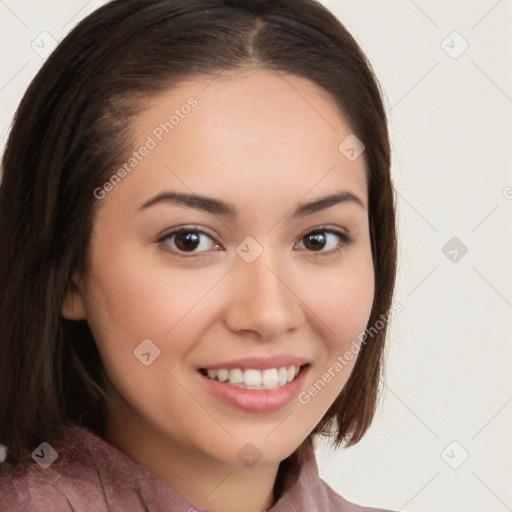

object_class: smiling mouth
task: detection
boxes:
[199,364,308,390]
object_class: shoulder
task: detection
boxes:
[0,425,193,512]
[322,479,397,512]
[0,426,108,512]
[273,444,396,512]
[0,465,78,512]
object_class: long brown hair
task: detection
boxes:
[0,0,396,496]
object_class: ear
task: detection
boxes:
[62,273,87,320]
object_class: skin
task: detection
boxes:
[62,68,375,512]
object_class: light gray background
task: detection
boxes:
[1,1,511,511]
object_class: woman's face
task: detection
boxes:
[64,69,374,469]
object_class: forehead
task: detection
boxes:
[104,69,368,214]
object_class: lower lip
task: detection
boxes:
[197,366,309,413]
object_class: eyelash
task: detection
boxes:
[156,225,355,257]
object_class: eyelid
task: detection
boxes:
[301,224,352,237]
[156,225,218,241]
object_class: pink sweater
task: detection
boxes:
[0,426,393,511]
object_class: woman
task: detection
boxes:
[0,0,397,510]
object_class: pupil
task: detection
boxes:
[304,232,325,251]
[176,232,200,251]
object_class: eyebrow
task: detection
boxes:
[138,190,365,217]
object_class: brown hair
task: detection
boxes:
[0,0,396,497]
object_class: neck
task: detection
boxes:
[102,389,280,512]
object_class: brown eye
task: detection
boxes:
[302,231,328,251]
[298,229,354,253]
[161,229,219,254]
[174,231,201,252]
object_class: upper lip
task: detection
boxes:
[199,354,310,371]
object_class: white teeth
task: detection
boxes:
[218,369,229,382]
[203,365,302,390]
[207,369,218,380]
[278,367,288,386]
[229,369,244,384]
[244,369,262,386]
[262,368,279,389]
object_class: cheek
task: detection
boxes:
[305,250,375,350]
[99,269,210,336]
[81,245,223,379]
[291,250,374,431]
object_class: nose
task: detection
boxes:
[224,252,305,340]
